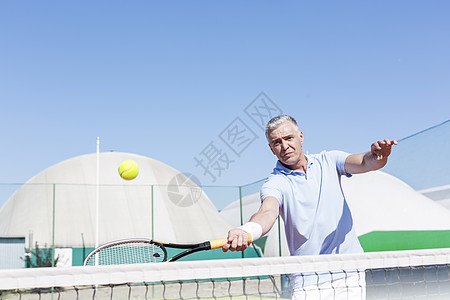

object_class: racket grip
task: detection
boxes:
[210,233,253,250]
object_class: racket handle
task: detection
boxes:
[210,233,253,250]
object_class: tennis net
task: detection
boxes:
[1,248,449,299]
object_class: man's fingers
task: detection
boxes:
[385,139,398,147]
[371,142,381,157]
[231,234,239,250]
[222,242,230,252]
[237,234,247,251]
[230,234,239,251]
[373,141,382,150]
[223,231,250,252]
[381,139,398,148]
[223,234,235,252]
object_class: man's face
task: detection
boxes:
[268,122,304,168]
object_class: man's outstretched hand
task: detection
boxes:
[371,139,398,161]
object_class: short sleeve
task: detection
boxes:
[260,175,286,206]
[328,150,352,177]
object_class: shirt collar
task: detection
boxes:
[273,155,314,175]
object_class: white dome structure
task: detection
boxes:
[220,171,450,256]
[341,171,450,236]
[0,152,232,248]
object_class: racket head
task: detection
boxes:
[83,239,167,266]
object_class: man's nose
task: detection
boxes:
[281,140,289,150]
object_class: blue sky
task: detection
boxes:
[1,1,449,207]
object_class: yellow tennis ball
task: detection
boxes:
[118,160,139,180]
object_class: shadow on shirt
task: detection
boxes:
[320,199,354,254]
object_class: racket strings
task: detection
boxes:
[89,242,166,265]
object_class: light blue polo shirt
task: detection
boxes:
[261,150,362,256]
[260,150,363,286]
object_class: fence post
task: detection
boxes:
[151,185,154,240]
[52,184,56,267]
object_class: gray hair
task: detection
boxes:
[265,115,301,140]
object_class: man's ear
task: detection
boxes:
[299,131,304,144]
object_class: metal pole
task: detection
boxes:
[52,184,56,267]
[151,185,154,239]
[239,186,244,259]
[95,137,100,266]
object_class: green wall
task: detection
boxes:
[359,230,450,252]
[72,247,94,266]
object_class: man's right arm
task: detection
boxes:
[222,196,280,252]
[345,139,397,174]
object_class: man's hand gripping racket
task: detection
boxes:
[222,229,254,252]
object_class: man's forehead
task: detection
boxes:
[269,122,297,138]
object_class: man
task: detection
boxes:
[222,115,397,299]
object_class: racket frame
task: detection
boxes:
[83,238,167,266]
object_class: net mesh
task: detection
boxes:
[1,248,449,300]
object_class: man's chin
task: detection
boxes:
[280,159,295,168]
[281,155,295,163]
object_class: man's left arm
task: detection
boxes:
[345,139,398,174]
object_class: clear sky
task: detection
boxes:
[1,1,449,207]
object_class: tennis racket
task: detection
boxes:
[83,234,252,266]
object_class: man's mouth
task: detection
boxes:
[283,151,293,158]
